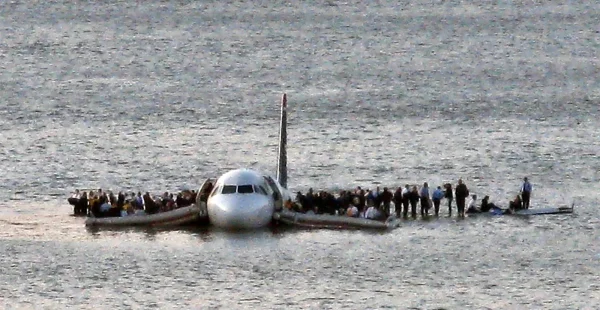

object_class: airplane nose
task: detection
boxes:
[207,195,274,229]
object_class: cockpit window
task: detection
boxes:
[222,185,237,194]
[238,185,254,194]
[254,185,268,195]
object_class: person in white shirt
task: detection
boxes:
[466,195,479,213]
[365,205,379,220]
[401,184,410,217]
[71,189,81,199]
[68,189,81,212]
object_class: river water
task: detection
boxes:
[1,1,599,309]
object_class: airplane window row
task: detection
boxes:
[214,184,270,195]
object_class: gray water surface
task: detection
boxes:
[0,1,599,309]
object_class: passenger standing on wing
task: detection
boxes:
[419,182,430,216]
[356,187,366,212]
[143,192,159,214]
[444,183,453,216]
[107,191,116,206]
[365,189,374,208]
[408,186,420,218]
[117,192,125,208]
[521,177,532,209]
[68,190,80,212]
[77,192,88,215]
[380,187,393,217]
[401,185,410,217]
[135,192,144,210]
[373,186,381,208]
[393,187,403,216]
[432,186,444,216]
[455,179,469,217]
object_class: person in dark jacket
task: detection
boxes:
[393,187,403,217]
[455,179,469,217]
[108,191,117,206]
[77,192,88,215]
[357,188,366,212]
[380,187,393,217]
[143,192,159,214]
[408,186,420,218]
[480,195,497,212]
[521,177,532,209]
[419,182,430,217]
[117,192,125,209]
[444,183,453,216]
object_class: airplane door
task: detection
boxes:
[264,176,283,210]
[196,178,214,218]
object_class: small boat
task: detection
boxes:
[85,204,203,227]
[273,209,400,230]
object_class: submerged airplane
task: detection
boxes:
[200,94,292,229]
[84,94,399,230]
[83,94,573,229]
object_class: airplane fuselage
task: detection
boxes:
[204,94,291,230]
[206,169,290,229]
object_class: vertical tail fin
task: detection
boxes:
[276,93,288,188]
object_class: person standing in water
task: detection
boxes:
[521,177,532,209]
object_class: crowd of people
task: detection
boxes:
[68,178,533,222]
[68,188,200,217]
[289,177,533,220]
